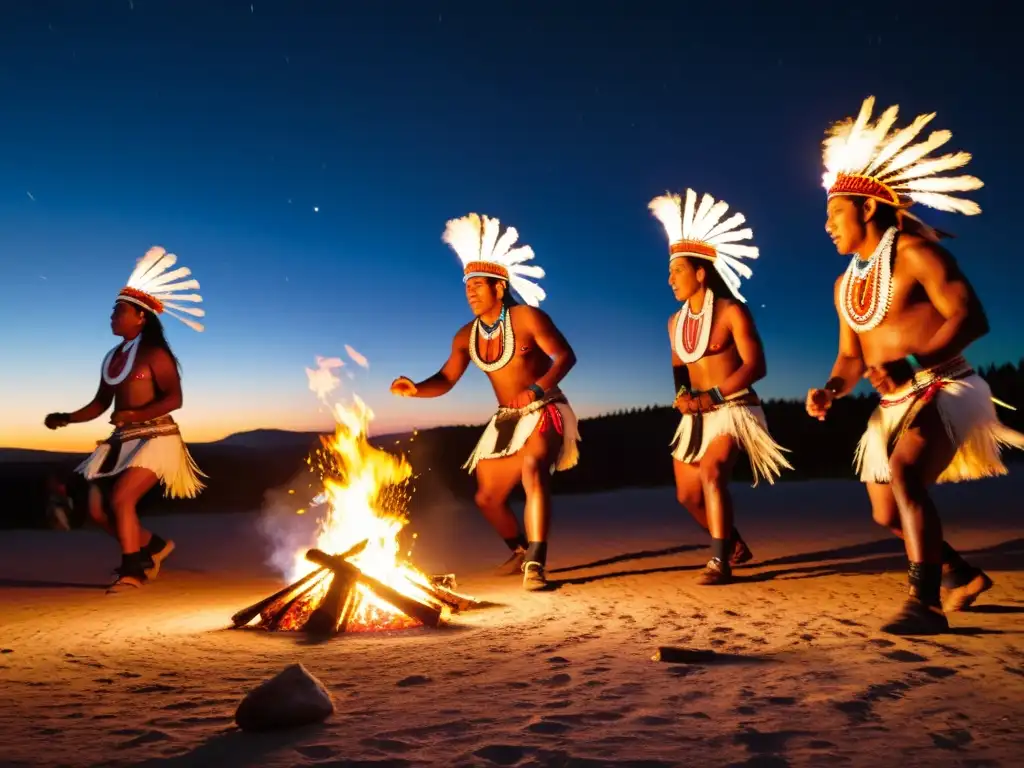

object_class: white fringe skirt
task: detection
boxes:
[76,415,206,499]
[463,391,580,475]
[855,357,1024,484]
[671,402,791,486]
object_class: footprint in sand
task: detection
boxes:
[295,744,338,759]
[130,683,178,694]
[638,714,674,726]
[474,744,529,765]
[547,656,570,665]
[396,675,432,687]
[543,699,573,710]
[916,666,957,679]
[541,673,572,687]
[526,718,571,735]
[930,729,973,749]
[883,650,929,663]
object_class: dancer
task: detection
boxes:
[649,190,791,585]
[805,96,1024,634]
[44,247,207,593]
[390,213,579,591]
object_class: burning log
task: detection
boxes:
[303,568,359,638]
[230,540,368,630]
[231,567,328,629]
[306,548,443,629]
[413,575,479,613]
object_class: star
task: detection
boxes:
[313,206,319,213]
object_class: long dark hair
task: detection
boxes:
[684,256,735,303]
[140,310,182,373]
[484,277,519,308]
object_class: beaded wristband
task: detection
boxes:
[527,383,545,400]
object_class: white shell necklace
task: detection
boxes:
[469,313,515,373]
[839,226,897,333]
[101,336,142,386]
[673,286,715,364]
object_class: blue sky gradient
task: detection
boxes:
[0,1,1019,450]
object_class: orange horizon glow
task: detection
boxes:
[0,411,499,454]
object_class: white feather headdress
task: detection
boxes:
[822,96,984,217]
[117,246,205,332]
[648,189,759,302]
[442,213,546,307]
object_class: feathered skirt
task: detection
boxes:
[463,389,580,474]
[671,390,792,486]
[76,414,206,498]
[855,356,1024,484]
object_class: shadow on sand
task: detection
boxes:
[0,578,107,589]
[549,544,706,575]
[545,536,1024,594]
[129,724,349,768]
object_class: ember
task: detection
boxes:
[232,389,481,637]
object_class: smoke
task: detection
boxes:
[345,344,369,369]
[255,465,325,580]
[305,355,344,403]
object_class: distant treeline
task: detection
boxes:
[3,361,1023,530]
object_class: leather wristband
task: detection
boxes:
[708,386,724,405]
[527,383,545,400]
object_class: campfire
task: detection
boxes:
[231,393,481,637]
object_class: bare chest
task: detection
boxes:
[840,254,945,362]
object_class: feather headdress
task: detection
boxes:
[822,96,984,217]
[442,213,546,307]
[117,246,205,332]
[648,189,759,302]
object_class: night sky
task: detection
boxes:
[1,1,1018,451]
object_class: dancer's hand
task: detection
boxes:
[110,410,138,426]
[508,389,538,409]
[865,360,914,395]
[390,376,417,397]
[675,393,703,414]
[44,412,71,430]
[805,388,834,420]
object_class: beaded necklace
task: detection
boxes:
[469,311,515,373]
[673,287,715,364]
[839,226,897,333]
[101,337,142,386]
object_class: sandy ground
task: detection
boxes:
[1,476,1023,768]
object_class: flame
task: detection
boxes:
[288,395,443,632]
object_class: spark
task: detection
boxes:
[26,191,35,201]
[345,344,370,369]
[250,3,254,11]
[129,0,134,9]
[313,206,319,213]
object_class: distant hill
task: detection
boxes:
[0,426,416,462]
[3,359,1022,530]
[0,448,85,463]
